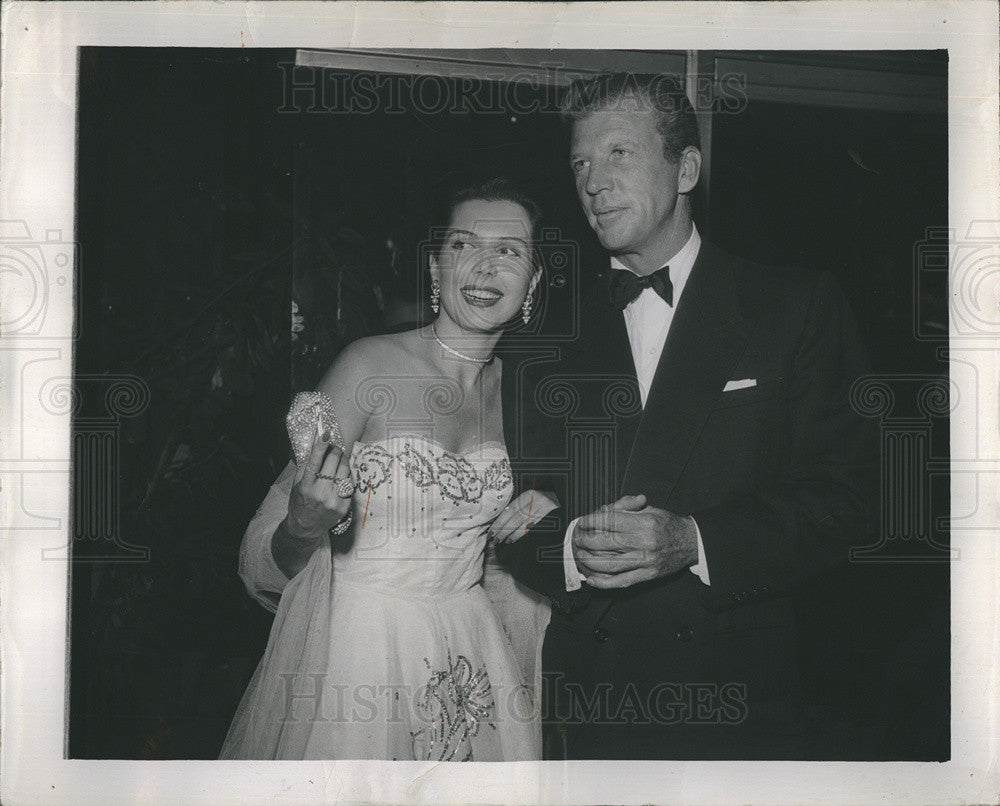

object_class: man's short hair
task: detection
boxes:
[560,73,701,163]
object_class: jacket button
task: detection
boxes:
[593,627,609,643]
[675,626,693,642]
[733,592,745,602]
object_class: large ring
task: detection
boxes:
[329,511,353,536]
[337,477,357,498]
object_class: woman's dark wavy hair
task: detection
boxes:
[430,176,544,276]
[560,72,701,163]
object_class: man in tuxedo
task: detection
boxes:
[495,73,878,760]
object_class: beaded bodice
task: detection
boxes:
[332,435,514,597]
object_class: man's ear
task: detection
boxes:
[677,146,702,195]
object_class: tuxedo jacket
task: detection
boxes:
[495,241,878,759]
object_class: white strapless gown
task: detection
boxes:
[219,435,545,761]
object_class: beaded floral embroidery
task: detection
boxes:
[353,443,393,493]
[435,454,484,503]
[398,444,435,489]
[353,440,512,505]
[410,648,496,762]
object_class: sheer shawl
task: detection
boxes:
[238,461,296,613]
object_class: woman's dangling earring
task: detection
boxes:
[430,278,440,314]
[521,291,533,324]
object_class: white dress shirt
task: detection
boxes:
[563,223,711,590]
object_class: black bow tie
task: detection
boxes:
[608,265,673,309]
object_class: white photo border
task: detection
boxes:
[1,2,997,804]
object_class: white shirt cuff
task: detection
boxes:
[563,516,586,591]
[689,517,711,585]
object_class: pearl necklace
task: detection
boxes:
[432,325,493,364]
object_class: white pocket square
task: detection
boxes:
[723,378,757,392]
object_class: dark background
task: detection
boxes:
[71,47,949,760]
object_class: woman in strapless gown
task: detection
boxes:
[220,179,554,761]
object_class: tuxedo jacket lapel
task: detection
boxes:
[498,291,638,483]
[620,243,749,504]
[573,285,643,494]
[605,310,643,493]
[498,286,640,548]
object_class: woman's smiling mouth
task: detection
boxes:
[460,286,504,307]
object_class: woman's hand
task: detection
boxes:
[283,424,355,541]
[487,490,560,544]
